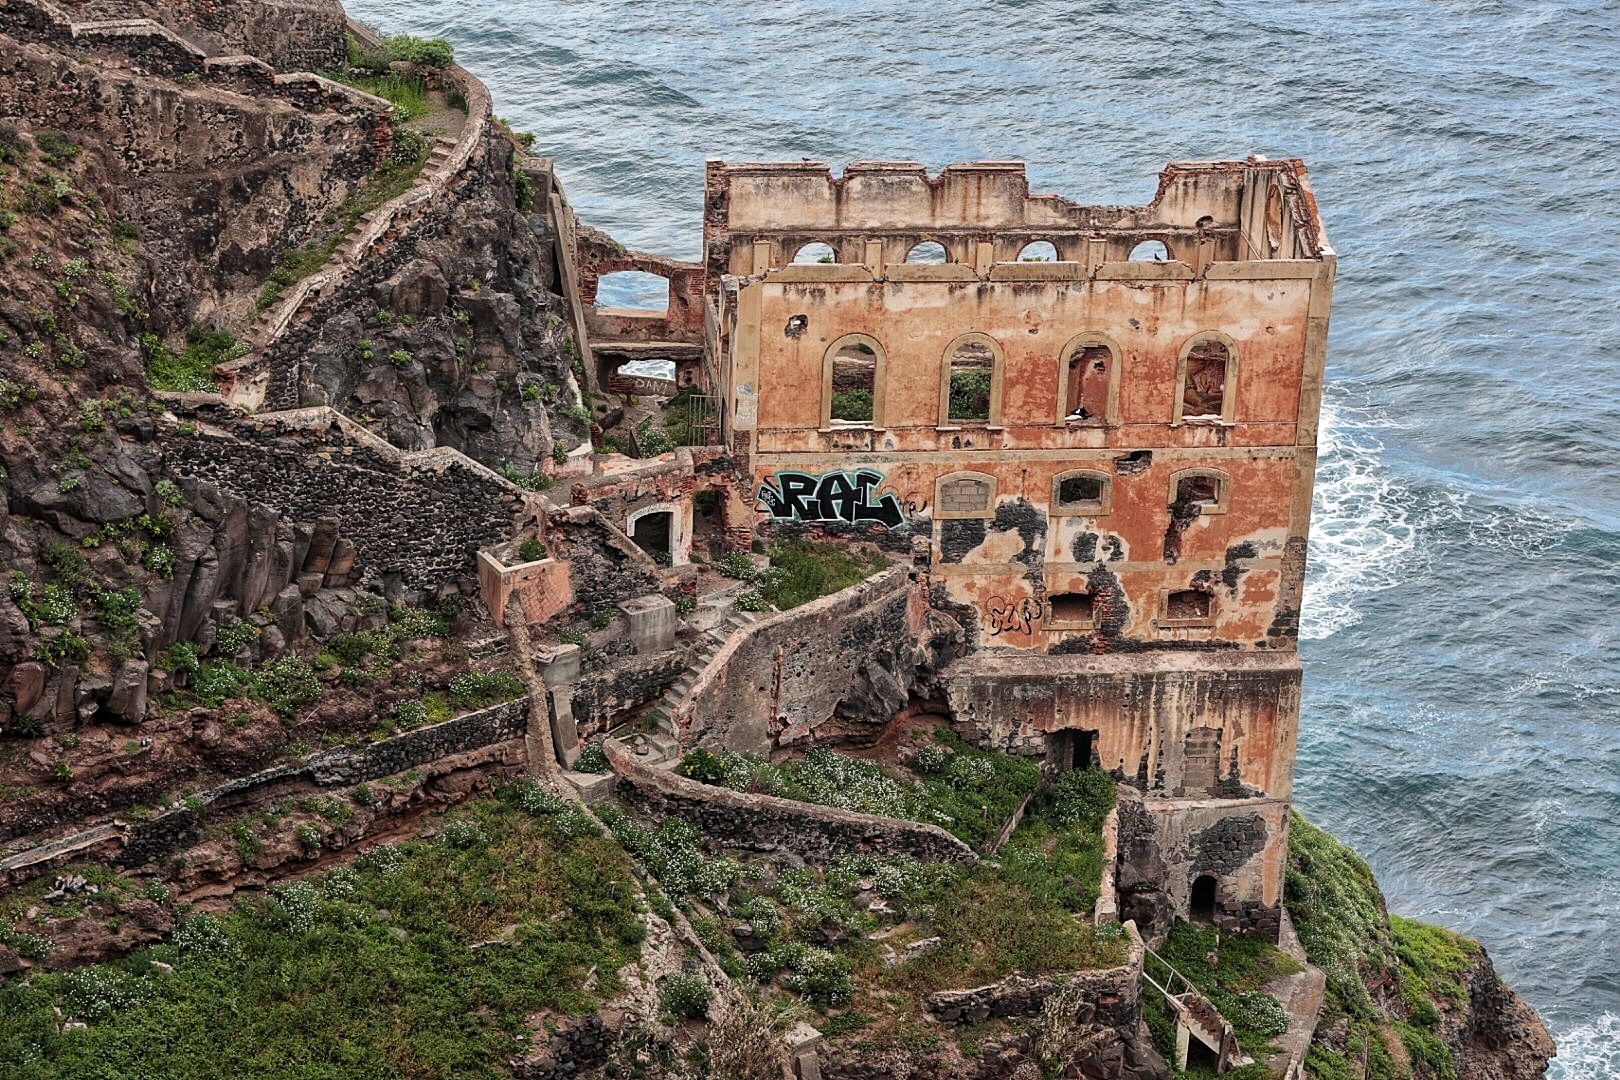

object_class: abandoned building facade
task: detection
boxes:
[565,156,1335,939]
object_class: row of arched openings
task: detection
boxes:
[822,333,1235,427]
[792,238,1172,265]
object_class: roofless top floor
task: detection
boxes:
[703,157,1331,273]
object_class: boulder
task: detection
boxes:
[105,659,149,723]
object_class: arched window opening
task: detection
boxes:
[1128,239,1169,262]
[905,240,947,264]
[595,270,669,312]
[1181,338,1230,419]
[1054,471,1110,514]
[828,339,877,424]
[1167,589,1211,623]
[1065,344,1113,422]
[1190,874,1218,924]
[946,339,994,423]
[1017,240,1058,262]
[1047,592,1095,628]
[792,241,836,264]
[1175,473,1223,509]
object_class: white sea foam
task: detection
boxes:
[1549,1012,1620,1080]
[1301,393,1417,639]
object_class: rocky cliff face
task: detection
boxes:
[1287,814,1554,1079]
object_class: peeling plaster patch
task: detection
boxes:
[1222,541,1258,593]
[990,498,1046,576]
[938,518,987,564]
[1072,531,1099,564]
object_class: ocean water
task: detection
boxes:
[349,1,1620,1071]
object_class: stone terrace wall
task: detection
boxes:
[570,650,687,739]
[161,404,532,592]
[679,564,929,753]
[116,698,528,868]
[605,739,975,864]
[68,0,349,71]
[0,698,528,884]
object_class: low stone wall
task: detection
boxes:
[570,651,687,738]
[679,563,931,753]
[605,738,975,864]
[116,699,528,868]
[47,0,348,71]
[161,404,531,592]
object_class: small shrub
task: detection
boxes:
[389,348,412,367]
[658,973,712,1020]
[676,748,726,785]
[446,670,525,710]
[517,538,547,562]
[392,698,429,730]
[573,742,608,774]
[295,824,323,851]
[351,783,375,806]
[509,778,567,817]
[558,627,587,646]
[383,34,455,68]
[441,819,486,848]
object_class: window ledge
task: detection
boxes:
[1174,417,1235,428]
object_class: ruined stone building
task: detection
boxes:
[584,157,1335,938]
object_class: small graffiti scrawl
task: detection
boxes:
[758,469,905,528]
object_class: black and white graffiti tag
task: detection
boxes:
[757,469,905,528]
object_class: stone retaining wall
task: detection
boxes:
[160,404,532,592]
[570,651,687,739]
[679,563,934,753]
[605,738,975,864]
[224,17,495,410]
[116,698,528,868]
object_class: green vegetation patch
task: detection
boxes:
[0,798,645,1080]
[1287,813,1472,1080]
[141,329,245,394]
[1145,921,1299,1055]
[677,731,1039,851]
[755,538,890,611]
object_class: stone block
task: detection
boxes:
[562,769,616,804]
[691,592,736,633]
[105,660,149,724]
[617,594,677,655]
[536,643,582,687]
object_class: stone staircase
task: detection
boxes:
[1141,945,1251,1072]
[634,608,768,764]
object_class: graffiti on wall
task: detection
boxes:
[758,469,905,528]
[986,595,1042,637]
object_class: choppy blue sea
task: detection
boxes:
[349,1,1620,1070]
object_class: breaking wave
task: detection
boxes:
[1300,391,1416,640]
[1549,1012,1620,1080]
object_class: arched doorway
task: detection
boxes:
[1190,874,1218,924]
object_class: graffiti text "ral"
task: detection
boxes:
[757,469,905,529]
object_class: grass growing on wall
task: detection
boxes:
[759,538,889,611]
[255,134,432,312]
[0,797,646,1080]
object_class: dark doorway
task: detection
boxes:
[1190,874,1218,924]
[630,511,672,558]
[1049,729,1096,772]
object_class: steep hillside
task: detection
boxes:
[1286,814,1554,1079]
